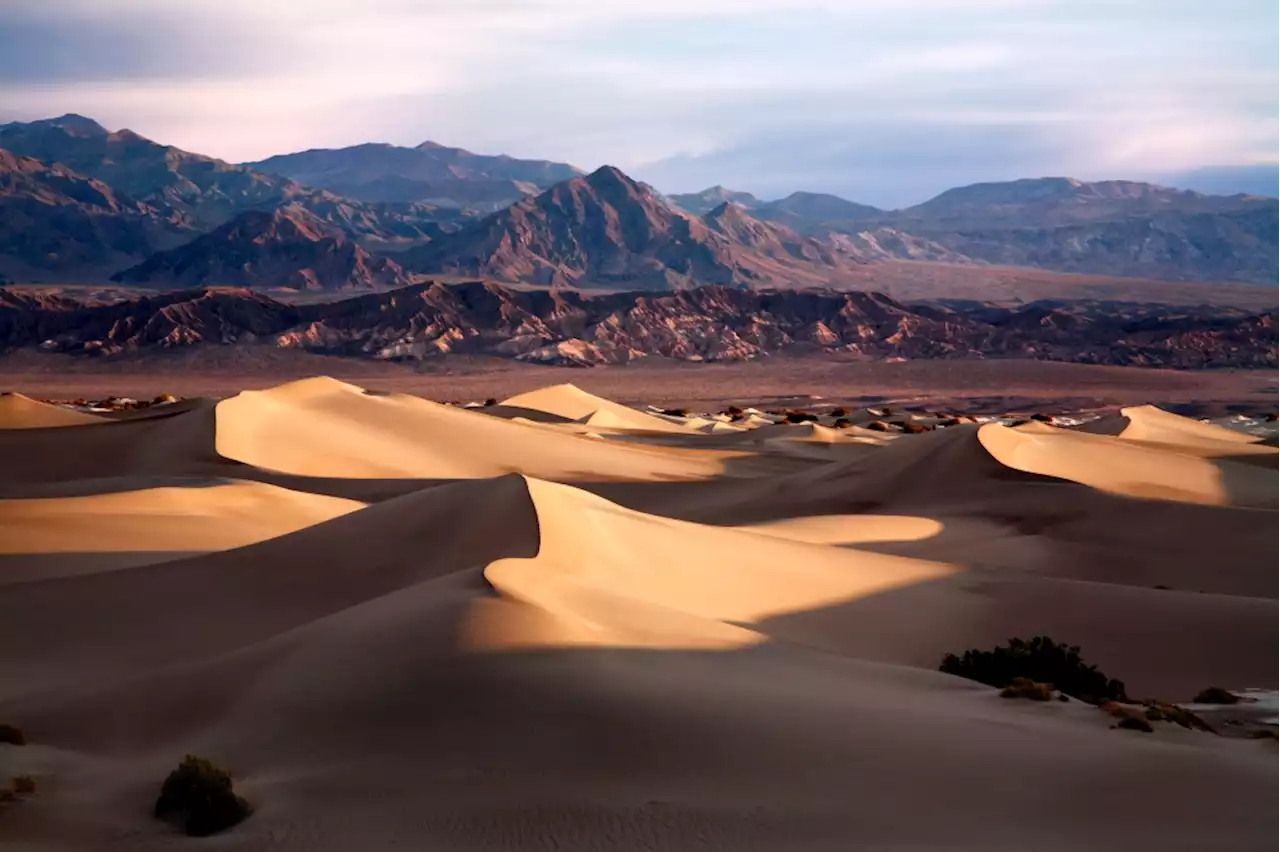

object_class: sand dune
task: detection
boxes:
[503,382,694,434]
[215,376,731,481]
[0,378,1274,851]
[0,477,363,581]
[0,392,106,429]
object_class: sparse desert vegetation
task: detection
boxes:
[940,637,1128,704]
[154,755,251,837]
[0,723,26,746]
[1192,686,1240,704]
[998,677,1057,701]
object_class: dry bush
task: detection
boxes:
[1143,702,1215,733]
[940,636,1127,705]
[999,677,1055,701]
[0,724,25,746]
[1192,687,1239,704]
[154,755,251,837]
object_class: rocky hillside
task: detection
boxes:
[668,177,1279,284]
[111,207,410,291]
[0,116,464,250]
[0,147,196,280]
[399,167,860,289]
[4,281,1272,369]
[247,141,581,209]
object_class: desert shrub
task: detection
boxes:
[1143,702,1215,733]
[785,411,818,423]
[483,398,498,407]
[723,405,743,416]
[901,423,928,434]
[1192,687,1239,704]
[11,776,34,795]
[0,724,25,746]
[1117,715,1154,733]
[998,677,1055,701]
[1030,413,1055,423]
[865,420,890,432]
[661,407,690,417]
[829,407,850,417]
[940,636,1127,704]
[154,755,251,837]
[833,418,852,429]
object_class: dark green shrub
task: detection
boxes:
[940,636,1127,704]
[0,724,25,746]
[154,755,251,836]
[1192,687,1239,704]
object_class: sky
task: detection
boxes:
[0,0,1275,207]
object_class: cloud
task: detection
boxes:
[0,0,1273,202]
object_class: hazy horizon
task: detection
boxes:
[1,0,1276,206]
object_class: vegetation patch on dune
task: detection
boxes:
[998,677,1058,701]
[154,755,252,836]
[941,636,1127,704]
[1192,686,1240,704]
[0,724,25,746]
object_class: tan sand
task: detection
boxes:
[214,376,732,481]
[0,380,1274,851]
[0,392,106,429]
[0,477,363,581]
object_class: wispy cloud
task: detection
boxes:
[0,0,1273,204]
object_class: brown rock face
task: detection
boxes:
[398,167,862,290]
[0,147,197,280]
[5,280,1274,369]
[110,207,410,291]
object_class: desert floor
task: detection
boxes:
[0,353,1276,416]
[0,371,1276,851]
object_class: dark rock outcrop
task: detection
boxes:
[4,281,1273,369]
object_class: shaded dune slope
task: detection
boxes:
[0,378,1275,851]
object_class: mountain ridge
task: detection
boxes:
[2,280,1271,369]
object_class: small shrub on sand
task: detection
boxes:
[865,420,890,432]
[661,407,690,417]
[0,724,25,746]
[785,411,818,423]
[1143,702,1214,733]
[999,677,1055,701]
[154,755,251,837]
[483,398,498,408]
[829,407,850,417]
[901,422,928,434]
[940,636,1127,705]
[1116,715,1154,733]
[1192,687,1239,705]
[11,776,35,795]
[833,418,852,429]
[723,405,743,416]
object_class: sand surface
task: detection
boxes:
[0,377,1275,851]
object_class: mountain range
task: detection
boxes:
[2,281,1271,369]
[0,114,1276,295]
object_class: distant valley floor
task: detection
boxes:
[2,352,1274,418]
